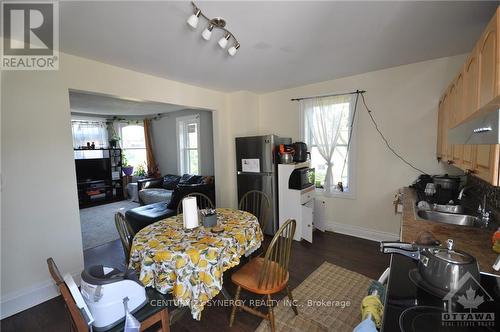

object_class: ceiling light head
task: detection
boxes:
[201,24,214,41]
[187,8,201,29]
[218,33,231,49]
[228,42,240,56]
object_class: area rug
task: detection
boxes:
[80,200,139,250]
[255,262,373,332]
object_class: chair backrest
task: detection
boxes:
[238,190,271,231]
[47,257,89,332]
[258,219,296,290]
[176,192,214,215]
[115,211,135,264]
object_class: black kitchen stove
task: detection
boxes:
[382,255,500,332]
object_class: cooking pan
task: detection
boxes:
[380,239,480,296]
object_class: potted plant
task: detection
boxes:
[108,124,120,148]
[122,154,134,176]
[133,163,147,178]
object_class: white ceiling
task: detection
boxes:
[69,90,191,116]
[60,1,498,93]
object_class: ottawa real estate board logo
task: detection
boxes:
[1,1,59,70]
[441,272,495,328]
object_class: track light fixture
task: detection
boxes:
[186,2,240,56]
[228,42,240,56]
[186,8,201,29]
[201,24,214,40]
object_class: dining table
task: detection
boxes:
[128,208,263,320]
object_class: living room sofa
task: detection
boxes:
[125,174,215,233]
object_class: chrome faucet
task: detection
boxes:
[478,194,491,228]
[458,185,473,200]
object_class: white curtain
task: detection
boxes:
[71,120,108,148]
[301,95,353,192]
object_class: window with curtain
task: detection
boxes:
[177,115,200,175]
[71,120,108,149]
[301,94,357,195]
[120,123,147,170]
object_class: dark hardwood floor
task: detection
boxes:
[1,231,389,332]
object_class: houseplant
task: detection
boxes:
[108,124,120,148]
[133,163,147,177]
[122,154,134,176]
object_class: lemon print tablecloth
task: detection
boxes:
[129,208,263,320]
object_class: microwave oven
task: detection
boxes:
[288,167,315,190]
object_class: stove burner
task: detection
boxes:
[399,306,448,332]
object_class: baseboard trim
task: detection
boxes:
[0,271,81,320]
[325,222,399,242]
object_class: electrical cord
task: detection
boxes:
[360,92,429,175]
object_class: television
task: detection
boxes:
[75,158,110,182]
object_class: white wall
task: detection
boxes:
[259,55,466,239]
[0,53,229,318]
[151,109,214,176]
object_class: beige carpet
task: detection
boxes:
[255,262,373,332]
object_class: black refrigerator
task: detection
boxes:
[235,135,292,235]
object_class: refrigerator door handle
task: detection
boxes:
[237,171,273,176]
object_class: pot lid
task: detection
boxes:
[433,174,461,181]
[431,239,474,264]
[432,248,474,264]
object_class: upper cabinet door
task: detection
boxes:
[437,98,444,159]
[478,11,498,109]
[441,92,449,159]
[463,49,479,120]
[474,145,500,186]
[454,72,464,126]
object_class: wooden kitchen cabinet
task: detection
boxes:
[462,49,479,120]
[461,145,475,171]
[435,7,500,186]
[478,11,498,109]
[474,145,500,185]
[436,98,444,159]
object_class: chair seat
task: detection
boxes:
[231,257,289,295]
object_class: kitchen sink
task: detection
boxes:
[416,210,478,227]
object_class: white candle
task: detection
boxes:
[182,197,199,229]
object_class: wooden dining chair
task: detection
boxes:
[229,219,297,332]
[115,210,135,265]
[238,190,271,232]
[46,257,170,332]
[176,192,214,215]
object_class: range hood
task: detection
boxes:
[448,101,500,144]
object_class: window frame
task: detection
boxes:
[176,115,201,175]
[300,95,358,200]
[118,122,147,169]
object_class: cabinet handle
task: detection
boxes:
[465,169,476,175]
[447,160,454,165]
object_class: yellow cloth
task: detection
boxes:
[129,208,263,320]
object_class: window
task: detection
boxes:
[71,120,108,149]
[177,115,200,175]
[120,123,147,170]
[301,94,357,195]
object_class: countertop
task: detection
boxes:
[400,187,499,275]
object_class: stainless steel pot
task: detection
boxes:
[432,175,461,191]
[380,239,480,295]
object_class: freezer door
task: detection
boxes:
[237,173,277,235]
[235,135,275,173]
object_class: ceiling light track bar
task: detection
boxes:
[290,90,366,102]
